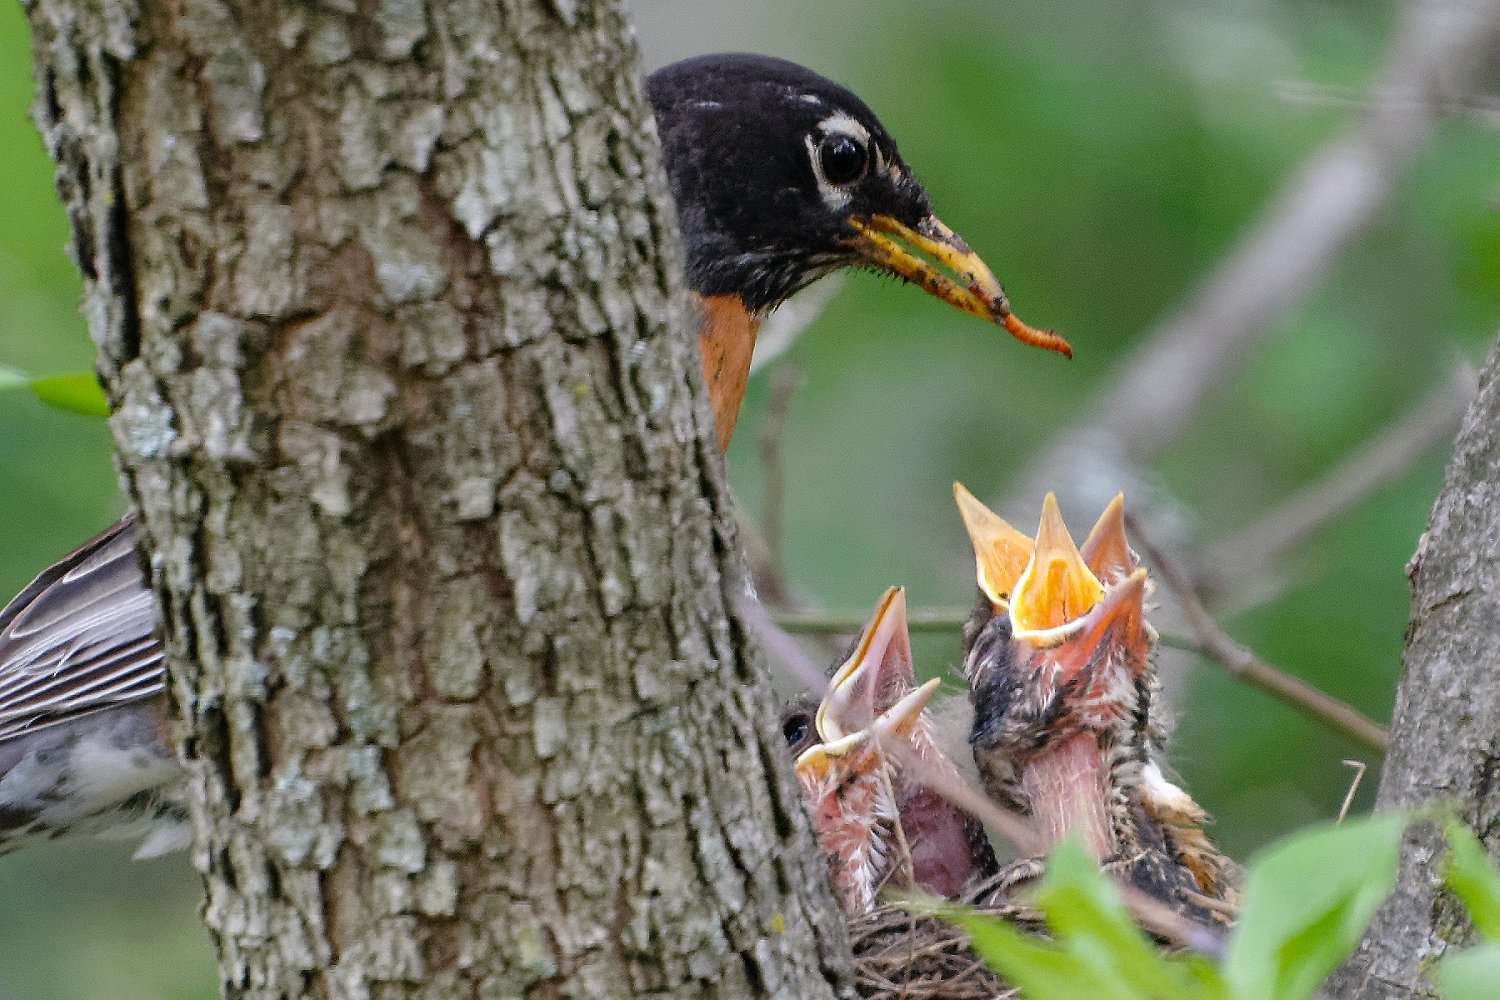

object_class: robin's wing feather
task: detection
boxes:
[0,517,165,742]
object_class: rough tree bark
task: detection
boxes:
[22,1,850,997]
[1326,331,1500,999]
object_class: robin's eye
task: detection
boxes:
[782,712,812,749]
[817,134,868,186]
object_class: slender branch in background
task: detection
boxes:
[1205,363,1476,577]
[774,607,973,635]
[774,607,1248,661]
[1337,760,1369,824]
[748,278,844,377]
[756,366,804,606]
[740,593,1227,959]
[739,593,835,697]
[733,489,778,592]
[1006,0,1500,509]
[1272,79,1500,129]
[1127,512,1391,752]
[774,605,1389,751]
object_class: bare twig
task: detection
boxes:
[756,366,804,606]
[774,607,973,635]
[772,607,1204,658]
[873,743,919,894]
[738,593,837,697]
[1127,513,1391,752]
[1272,79,1500,129]
[1206,364,1476,575]
[732,487,781,592]
[1337,760,1369,824]
[1008,0,1500,509]
[748,278,844,376]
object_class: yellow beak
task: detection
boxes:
[1009,492,1104,636]
[848,213,1071,358]
[953,481,1035,609]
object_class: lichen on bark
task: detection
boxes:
[22,0,852,996]
[1327,330,1500,999]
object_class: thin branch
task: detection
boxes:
[1272,79,1500,129]
[748,278,844,377]
[732,486,778,588]
[773,596,1389,751]
[1337,760,1369,824]
[774,607,974,635]
[773,607,1204,658]
[738,593,836,697]
[1007,0,1500,507]
[1206,363,1476,574]
[1127,513,1391,752]
[756,366,804,606]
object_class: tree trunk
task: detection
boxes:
[21,1,850,997]
[1327,331,1500,999]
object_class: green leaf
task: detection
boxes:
[1444,821,1500,941]
[27,371,109,417]
[1180,955,1233,1000]
[928,898,1141,1000]
[1436,943,1500,1000]
[908,841,1224,1000]
[1224,812,1405,1000]
[1036,839,1205,998]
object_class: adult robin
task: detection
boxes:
[650,53,1068,450]
[0,53,1064,856]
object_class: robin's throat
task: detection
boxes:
[1020,731,1115,860]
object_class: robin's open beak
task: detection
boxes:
[1009,493,1105,638]
[819,586,913,741]
[795,678,941,781]
[847,214,1071,358]
[1079,493,1133,586]
[1047,568,1153,687]
[953,481,1035,611]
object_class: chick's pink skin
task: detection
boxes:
[795,737,898,914]
[1011,564,1152,860]
[795,680,938,913]
[818,589,992,899]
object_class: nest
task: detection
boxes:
[845,854,1235,998]
[850,907,1014,999]
[847,871,1040,1000]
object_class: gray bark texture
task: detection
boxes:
[21,1,851,997]
[1326,331,1500,999]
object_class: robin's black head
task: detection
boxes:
[647,54,1069,356]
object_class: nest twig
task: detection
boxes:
[848,871,1040,999]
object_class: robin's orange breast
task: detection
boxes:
[694,293,761,453]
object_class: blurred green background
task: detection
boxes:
[1,1,1495,997]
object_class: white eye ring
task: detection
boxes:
[815,133,869,186]
[805,113,875,209]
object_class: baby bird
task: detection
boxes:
[953,484,1237,914]
[788,587,996,913]
[793,679,940,914]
